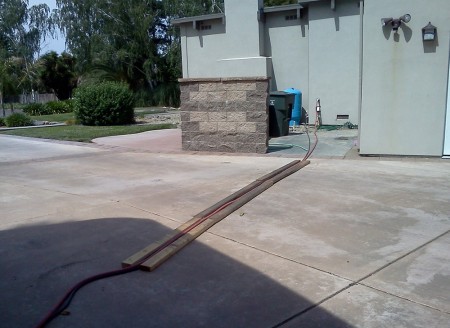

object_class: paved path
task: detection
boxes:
[1,134,449,327]
[92,127,359,158]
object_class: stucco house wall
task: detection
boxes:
[359,0,450,156]
[179,0,270,79]
[264,8,310,120]
[174,0,450,156]
[308,0,361,126]
[179,0,362,126]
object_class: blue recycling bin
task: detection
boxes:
[284,88,302,126]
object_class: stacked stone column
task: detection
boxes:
[179,77,269,154]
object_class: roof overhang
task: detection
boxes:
[298,0,336,10]
[171,0,339,29]
[262,4,304,15]
[259,4,304,22]
[262,0,337,14]
[172,13,225,30]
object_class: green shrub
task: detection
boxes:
[45,101,72,114]
[5,113,34,127]
[23,101,74,116]
[23,103,48,116]
[0,117,5,126]
[62,99,75,112]
[74,82,135,126]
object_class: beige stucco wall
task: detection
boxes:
[308,0,361,126]
[175,0,450,156]
[264,10,310,117]
[264,0,361,125]
[180,0,269,79]
[359,0,450,156]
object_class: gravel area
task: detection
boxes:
[135,109,181,127]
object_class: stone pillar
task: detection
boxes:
[180,77,269,154]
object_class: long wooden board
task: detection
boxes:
[121,160,310,271]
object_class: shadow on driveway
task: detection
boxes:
[0,218,353,328]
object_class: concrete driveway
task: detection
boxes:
[1,133,449,327]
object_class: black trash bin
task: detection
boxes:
[269,91,295,137]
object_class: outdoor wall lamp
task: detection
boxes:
[422,22,437,41]
[381,14,411,32]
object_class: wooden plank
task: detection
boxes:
[122,160,310,271]
[140,218,216,271]
[256,160,301,183]
[139,181,274,271]
[270,160,310,184]
[193,180,263,220]
[121,216,204,267]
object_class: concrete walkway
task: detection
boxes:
[92,127,359,159]
[1,133,449,327]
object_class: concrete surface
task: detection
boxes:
[268,128,358,158]
[92,127,359,159]
[1,133,449,327]
[93,129,182,154]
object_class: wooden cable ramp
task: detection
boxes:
[122,160,310,271]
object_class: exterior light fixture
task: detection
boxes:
[399,14,411,23]
[381,14,411,32]
[422,22,437,41]
[381,17,394,27]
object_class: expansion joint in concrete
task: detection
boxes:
[271,229,450,327]
[358,283,450,315]
[207,232,353,282]
[356,229,450,284]
[120,202,184,224]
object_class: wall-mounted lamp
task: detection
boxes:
[422,22,437,41]
[381,14,411,32]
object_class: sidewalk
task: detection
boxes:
[92,127,359,159]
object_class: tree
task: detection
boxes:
[55,0,222,106]
[163,0,223,19]
[0,0,55,106]
[38,51,77,100]
[56,0,162,90]
[0,60,15,115]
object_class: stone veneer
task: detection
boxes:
[179,77,269,154]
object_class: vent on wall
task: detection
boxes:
[200,24,212,30]
[336,114,350,120]
[285,14,298,21]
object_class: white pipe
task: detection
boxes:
[357,0,364,150]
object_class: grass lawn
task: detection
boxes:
[31,112,75,123]
[0,124,175,142]
[29,108,173,122]
[1,108,177,142]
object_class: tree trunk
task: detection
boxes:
[0,91,5,117]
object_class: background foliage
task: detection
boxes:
[5,112,34,127]
[0,0,55,108]
[1,0,298,109]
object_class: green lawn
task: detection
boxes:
[31,112,75,123]
[1,108,177,142]
[30,108,171,122]
[0,124,175,142]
